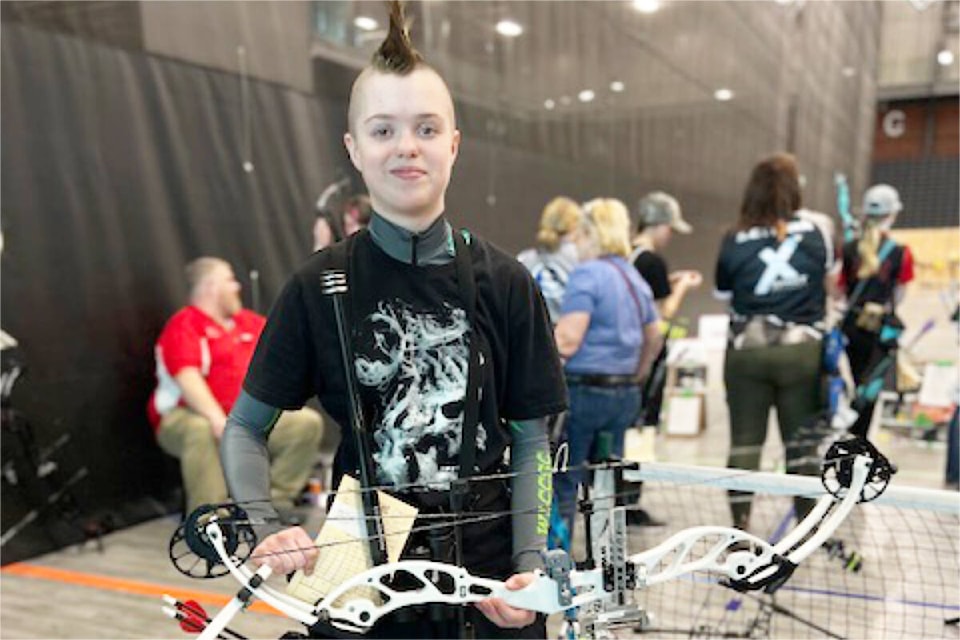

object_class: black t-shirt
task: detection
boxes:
[715,218,830,325]
[243,229,567,501]
[632,249,671,301]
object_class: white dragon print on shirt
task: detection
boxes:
[354,299,486,489]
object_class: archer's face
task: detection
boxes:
[344,68,460,225]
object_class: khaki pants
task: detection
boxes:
[156,406,324,514]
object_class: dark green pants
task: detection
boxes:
[724,341,822,529]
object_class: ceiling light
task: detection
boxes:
[544,99,556,110]
[714,88,734,101]
[495,19,523,37]
[578,89,596,103]
[632,0,661,14]
[937,49,955,66]
[841,66,856,77]
[353,16,378,31]
[610,80,625,92]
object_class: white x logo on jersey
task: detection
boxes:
[754,235,804,295]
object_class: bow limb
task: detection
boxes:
[773,454,870,564]
[835,172,856,243]
[200,522,320,639]
[627,454,871,593]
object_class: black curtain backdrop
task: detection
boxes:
[0,24,350,561]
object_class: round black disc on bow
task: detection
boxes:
[168,503,257,579]
[821,437,896,503]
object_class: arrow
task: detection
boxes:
[163,595,247,640]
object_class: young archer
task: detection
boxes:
[221,3,566,637]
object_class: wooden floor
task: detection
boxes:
[0,512,302,639]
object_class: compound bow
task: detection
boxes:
[165,439,892,640]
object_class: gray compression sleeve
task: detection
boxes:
[220,390,284,541]
[510,418,553,573]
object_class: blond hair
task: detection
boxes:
[582,198,632,257]
[536,197,582,251]
[857,219,884,279]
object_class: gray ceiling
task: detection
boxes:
[313,0,871,125]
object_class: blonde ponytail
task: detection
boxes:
[536,197,582,252]
[857,220,883,278]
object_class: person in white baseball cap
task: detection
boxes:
[862,183,903,220]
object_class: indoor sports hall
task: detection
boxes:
[1,2,957,639]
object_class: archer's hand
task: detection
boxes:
[474,572,538,629]
[250,526,318,576]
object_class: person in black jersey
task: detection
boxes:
[631,192,702,324]
[220,3,566,638]
[715,153,834,531]
[630,192,702,429]
[839,184,914,438]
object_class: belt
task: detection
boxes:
[566,373,640,387]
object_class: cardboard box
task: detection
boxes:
[664,390,705,436]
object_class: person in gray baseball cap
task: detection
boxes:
[624,191,701,528]
[631,192,702,322]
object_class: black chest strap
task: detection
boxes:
[452,230,480,482]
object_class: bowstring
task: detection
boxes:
[230,474,852,564]
[217,443,859,517]
[244,506,537,562]
[201,443,870,565]
[214,458,634,513]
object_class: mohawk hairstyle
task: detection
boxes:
[371,1,424,73]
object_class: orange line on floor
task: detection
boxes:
[0,562,284,617]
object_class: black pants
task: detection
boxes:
[724,342,822,529]
[843,324,885,438]
[363,609,546,639]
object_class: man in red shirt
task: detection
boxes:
[148,257,323,514]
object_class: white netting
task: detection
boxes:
[570,462,959,639]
